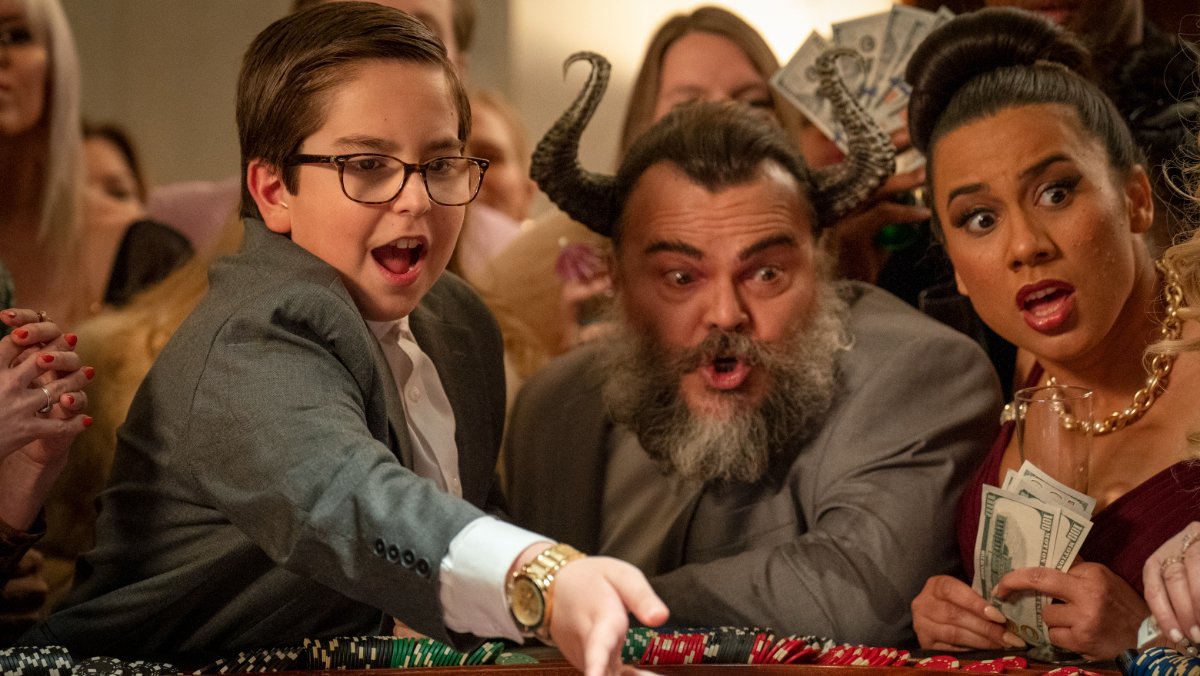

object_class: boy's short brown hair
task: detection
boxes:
[237,1,470,219]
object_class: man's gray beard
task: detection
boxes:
[600,282,851,485]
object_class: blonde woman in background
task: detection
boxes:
[0,0,84,324]
[1141,150,1200,649]
[0,0,191,329]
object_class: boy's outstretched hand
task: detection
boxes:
[549,556,669,676]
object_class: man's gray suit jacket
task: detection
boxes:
[504,283,1001,646]
[24,219,508,663]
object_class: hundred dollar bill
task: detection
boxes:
[1002,469,1018,491]
[771,31,840,145]
[1016,460,1096,517]
[875,6,954,131]
[869,5,936,112]
[1051,508,1093,572]
[831,12,888,102]
[976,485,1059,646]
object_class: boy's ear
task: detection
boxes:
[247,159,293,235]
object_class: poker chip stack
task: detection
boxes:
[200,647,305,673]
[301,636,503,670]
[621,628,851,667]
[816,644,912,667]
[0,646,74,676]
[71,657,177,675]
[618,628,1056,672]
[1125,647,1200,676]
[193,635,505,673]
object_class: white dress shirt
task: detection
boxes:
[367,317,546,641]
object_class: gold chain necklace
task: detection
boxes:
[1002,259,1184,436]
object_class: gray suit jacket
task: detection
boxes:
[505,283,1000,646]
[24,219,507,662]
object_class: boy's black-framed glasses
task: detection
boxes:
[285,153,489,206]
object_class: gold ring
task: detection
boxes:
[38,386,52,414]
[1183,533,1197,555]
[35,310,47,323]
[1162,555,1186,574]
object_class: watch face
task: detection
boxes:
[510,577,546,629]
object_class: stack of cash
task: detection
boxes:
[973,461,1095,647]
[771,5,954,153]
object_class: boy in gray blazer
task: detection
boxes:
[23,4,665,672]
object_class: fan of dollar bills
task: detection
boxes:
[771,5,955,156]
[974,461,1096,648]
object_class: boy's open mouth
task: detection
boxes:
[373,238,425,277]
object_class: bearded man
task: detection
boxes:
[503,52,1000,646]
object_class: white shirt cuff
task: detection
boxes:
[439,515,549,641]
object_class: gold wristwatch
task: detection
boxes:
[507,543,585,642]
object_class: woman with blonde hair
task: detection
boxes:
[0,0,84,323]
[1140,149,1200,651]
[0,0,190,328]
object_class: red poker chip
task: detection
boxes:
[1045,667,1101,676]
[963,661,1005,672]
[868,648,899,667]
[917,655,962,669]
[783,646,820,664]
[818,646,849,665]
[998,656,1028,669]
[685,634,705,664]
[769,638,800,664]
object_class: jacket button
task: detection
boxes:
[416,559,431,577]
[373,539,386,557]
[386,545,400,562]
[401,549,416,568]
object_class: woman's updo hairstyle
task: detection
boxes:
[906,7,1143,180]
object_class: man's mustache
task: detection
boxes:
[667,330,767,372]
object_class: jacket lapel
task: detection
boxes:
[407,303,492,504]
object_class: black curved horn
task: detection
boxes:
[811,48,897,221]
[529,52,620,236]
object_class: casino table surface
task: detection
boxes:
[255,646,1122,676]
[13,639,1126,675]
[259,662,1122,675]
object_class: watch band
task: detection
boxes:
[509,542,585,641]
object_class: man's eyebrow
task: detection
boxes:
[739,234,798,260]
[644,240,703,258]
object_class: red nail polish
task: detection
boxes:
[13,329,28,340]
[65,333,78,347]
[1,311,14,319]
[65,394,76,406]
[83,366,95,380]
[39,354,55,364]
[82,416,93,428]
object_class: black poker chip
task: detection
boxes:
[0,645,74,676]
[68,656,175,675]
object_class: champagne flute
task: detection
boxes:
[1014,384,1092,495]
[1013,384,1092,664]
